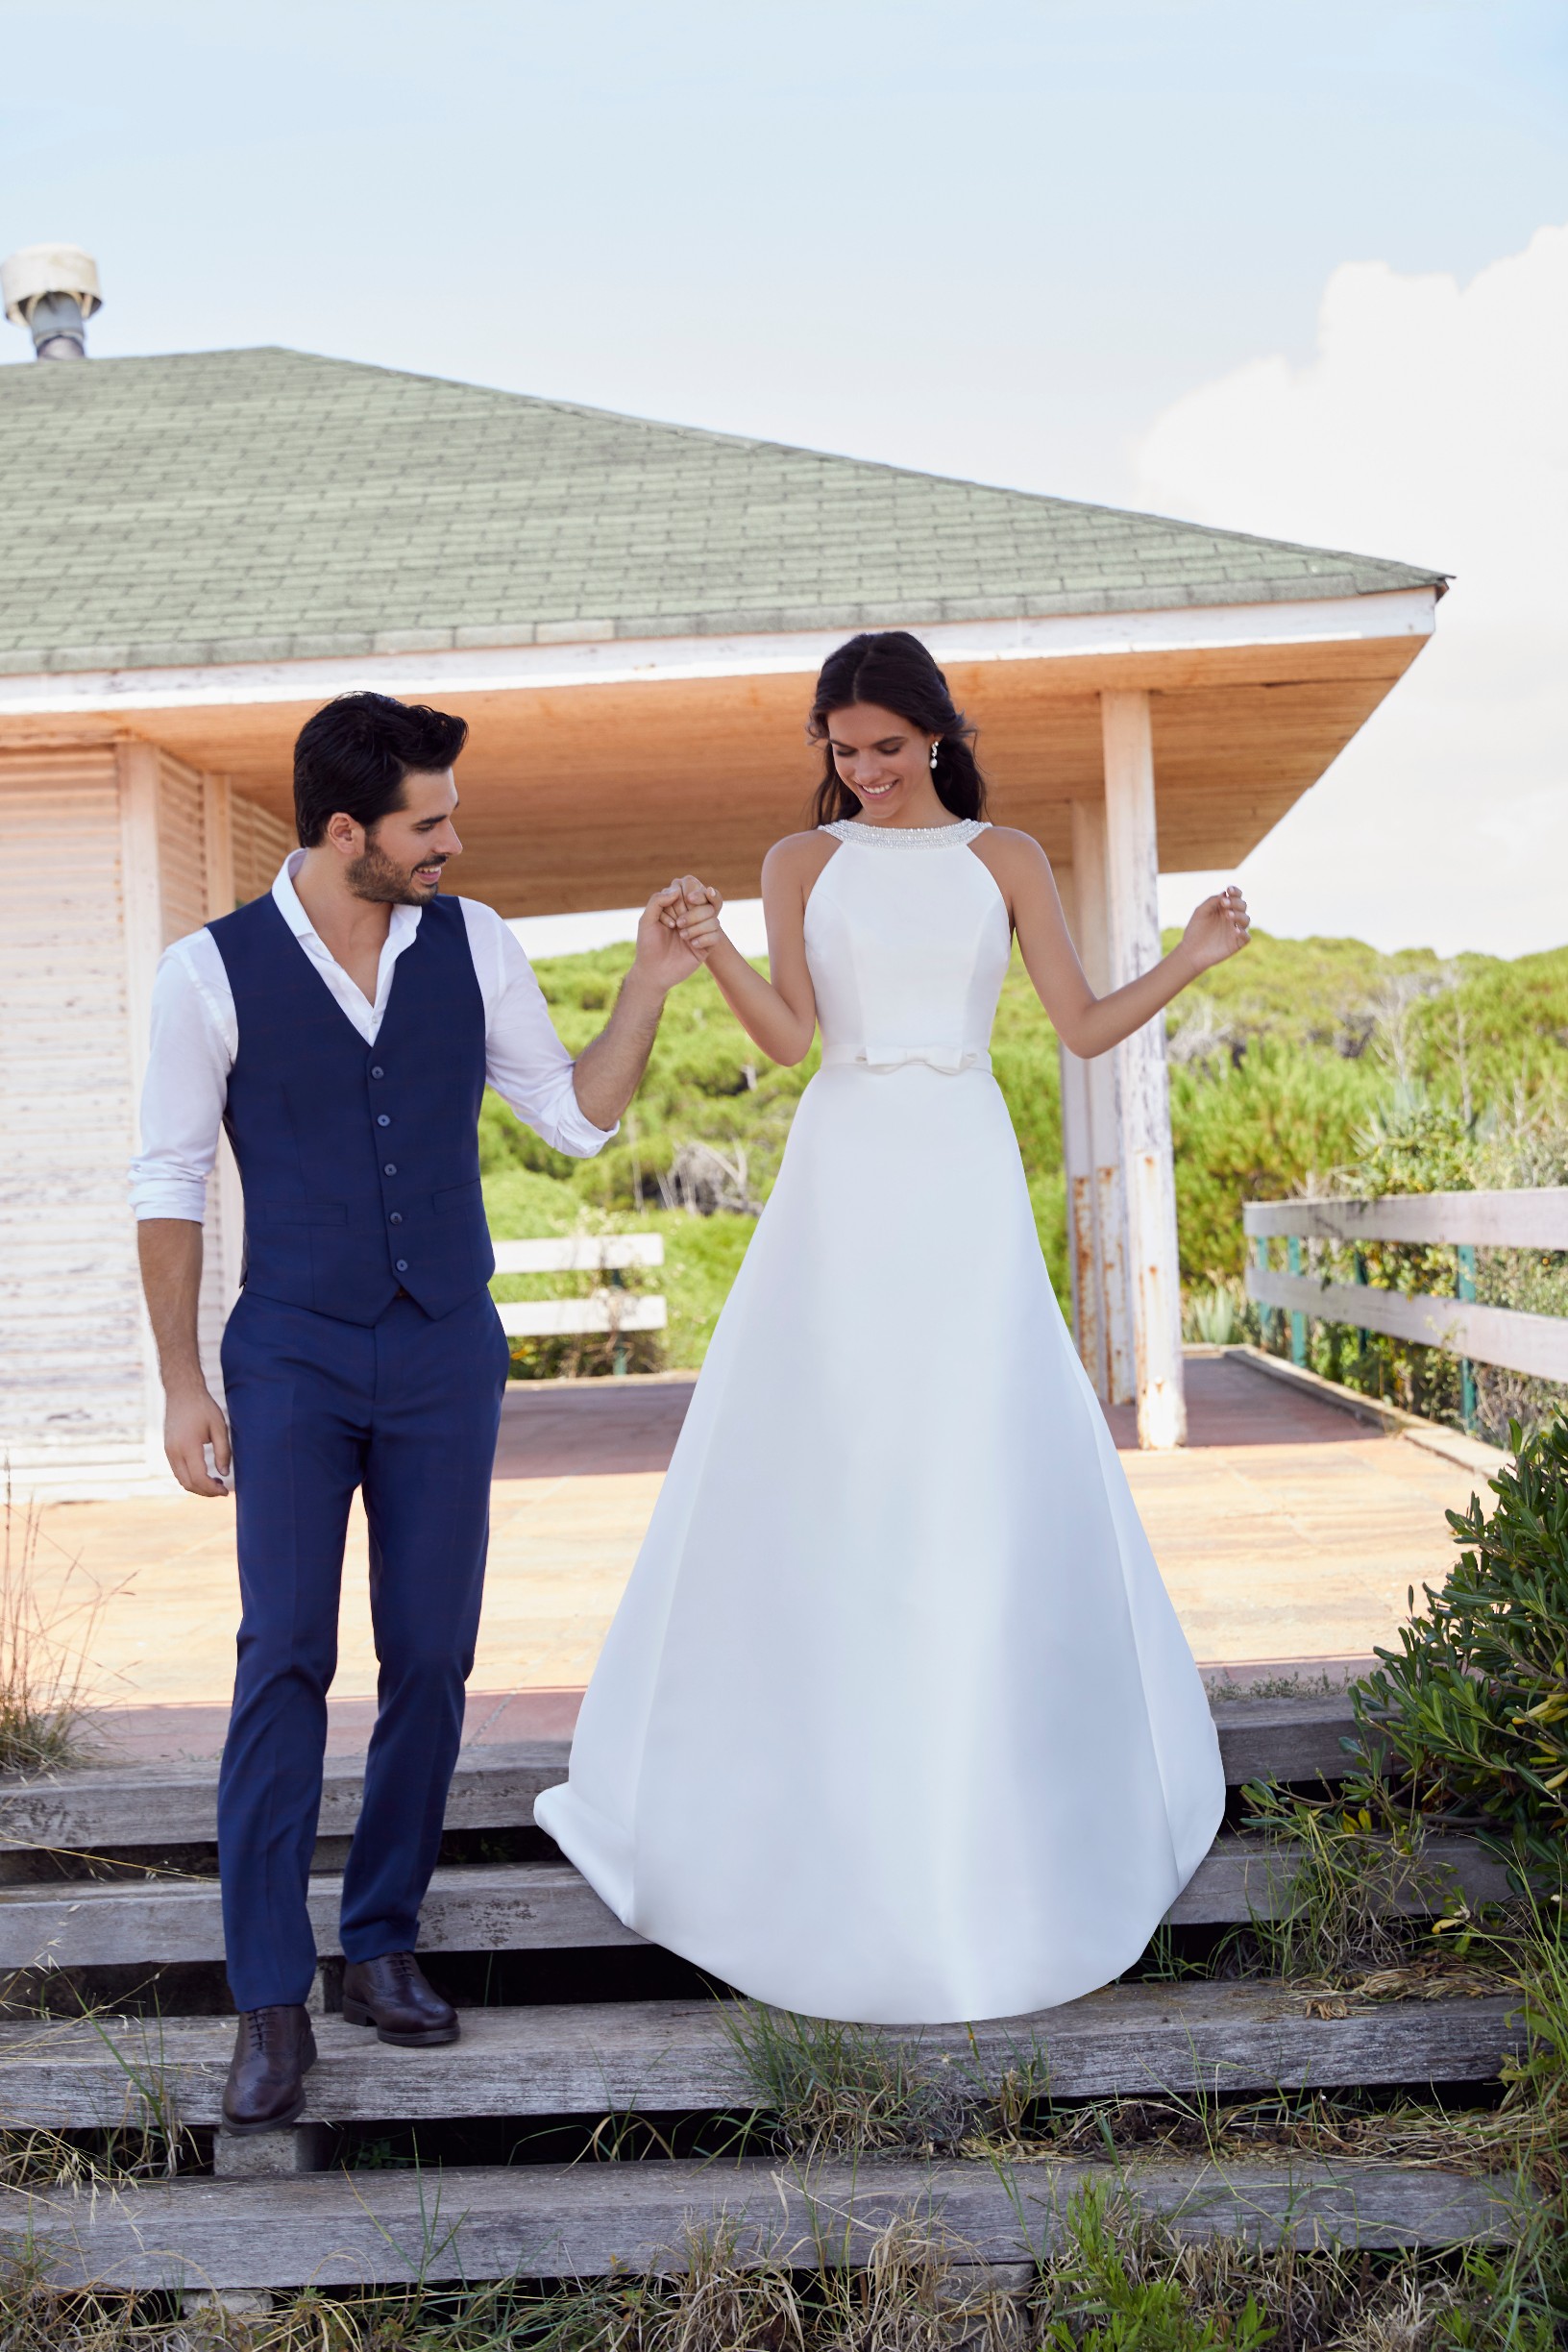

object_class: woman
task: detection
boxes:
[536,631,1249,2025]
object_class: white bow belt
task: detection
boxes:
[821,1043,992,1075]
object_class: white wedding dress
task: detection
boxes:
[536,819,1224,2023]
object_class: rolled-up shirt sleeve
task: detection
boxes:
[474,906,618,1159]
[129,938,234,1221]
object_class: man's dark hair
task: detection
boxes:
[293,693,469,847]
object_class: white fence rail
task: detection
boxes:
[1244,1189,1568,1251]
[1242,1191,1568,1385]
[490,1235,667,1344]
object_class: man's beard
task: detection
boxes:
[346,838,443,906]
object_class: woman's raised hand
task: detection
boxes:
[661,874,725,963]
[1180,884,1251,972]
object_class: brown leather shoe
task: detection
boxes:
[222,2004,317,2133]
[341,1951,459,2046]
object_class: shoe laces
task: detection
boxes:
[246,2004,298,2051]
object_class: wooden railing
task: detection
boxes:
[490,1236,666,1375]
[1243,1190,1568,1406]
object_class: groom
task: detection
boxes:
[133,692,703,2131]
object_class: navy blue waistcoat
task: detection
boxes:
[208,892,495,1326]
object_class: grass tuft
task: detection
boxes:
[0,1477,113,1776]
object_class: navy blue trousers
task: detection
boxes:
[217,1286,509,2011]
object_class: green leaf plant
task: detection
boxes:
[1352,1412,1568,1885]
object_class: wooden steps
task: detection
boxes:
[0,1983,1525,2131]
[0,1696,1362,1856]
[0,1837,1513,1972]
[0,2155,1528,2291]
[0,1692,1531,2291]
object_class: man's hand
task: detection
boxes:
[630,884,704,992]
[137,1218,233,1499]
[164,1380,233,1497]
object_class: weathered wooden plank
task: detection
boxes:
[0,1704,1360,1859]
[0,1984,1523,2131]
[0,1741,572,1851]
[1211,1695,1360,1785]
[0,1861,636,1969]
[1244,1190,1568,1251]
[492,1237,664,1273]
[0,2156,1526,2288]
[497,1295,667,1338]
[1246,1267,1568,1384]
[1167,1836,1515,1924]
[0,1839,1512,1971]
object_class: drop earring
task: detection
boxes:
[929,739,941,771]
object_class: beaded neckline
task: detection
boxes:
[821,819,989,849]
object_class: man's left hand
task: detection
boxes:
[626,885,699,991]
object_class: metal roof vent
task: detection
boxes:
[2,244,102,359]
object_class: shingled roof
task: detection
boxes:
[0,345,1444,675]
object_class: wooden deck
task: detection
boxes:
[26,1352,1497,1765]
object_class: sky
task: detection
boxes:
[3,0,1564,958]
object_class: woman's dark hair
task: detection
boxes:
[807,631,987,826]
[293,692,469,847]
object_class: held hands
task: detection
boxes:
[1180,884,1252,974]
[658,874,725,965]
[632,884,711,991]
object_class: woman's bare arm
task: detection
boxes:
[669,835,834,1066]
[970,828,1248,1058]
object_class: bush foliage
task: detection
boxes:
[1353,1413,1568,1877]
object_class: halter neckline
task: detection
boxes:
[821,819,989,849]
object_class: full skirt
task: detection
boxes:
[535,1065,1224,2022]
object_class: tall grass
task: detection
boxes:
[0,1477,107,1774]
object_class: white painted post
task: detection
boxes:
[1100,691,1186,1449]
[1069,796,1133,1405]
[1053,866,1104,1392]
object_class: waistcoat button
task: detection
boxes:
[383,1163,398,1177]
[395,1259,409,1274]
[377,1114,391,1128]
[389,1212,404,1225]
[370,1066,384,1079]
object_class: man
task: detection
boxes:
[133,691,700,2132]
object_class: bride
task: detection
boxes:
[536,630,1250,2025]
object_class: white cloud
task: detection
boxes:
[1139,225,1568,957]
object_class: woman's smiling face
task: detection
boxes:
[825,702,942,825]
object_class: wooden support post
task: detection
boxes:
[1068,797,1133,1403]
[1457,1244,1478,1431]
[212,2122,331,2179]
[1256,1235,1276,1351]
[1054,865,1104,1393]
[1286,1235,1309,1366]
[1100,691,1186,1449]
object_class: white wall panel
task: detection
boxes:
[0,749,152,1494]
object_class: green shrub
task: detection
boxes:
[1352,1412,1568,1878]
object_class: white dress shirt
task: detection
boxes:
[131,852,614,1222]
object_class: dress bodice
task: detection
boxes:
[804,820,1011,1073]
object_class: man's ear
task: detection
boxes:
[324,810,363,860]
